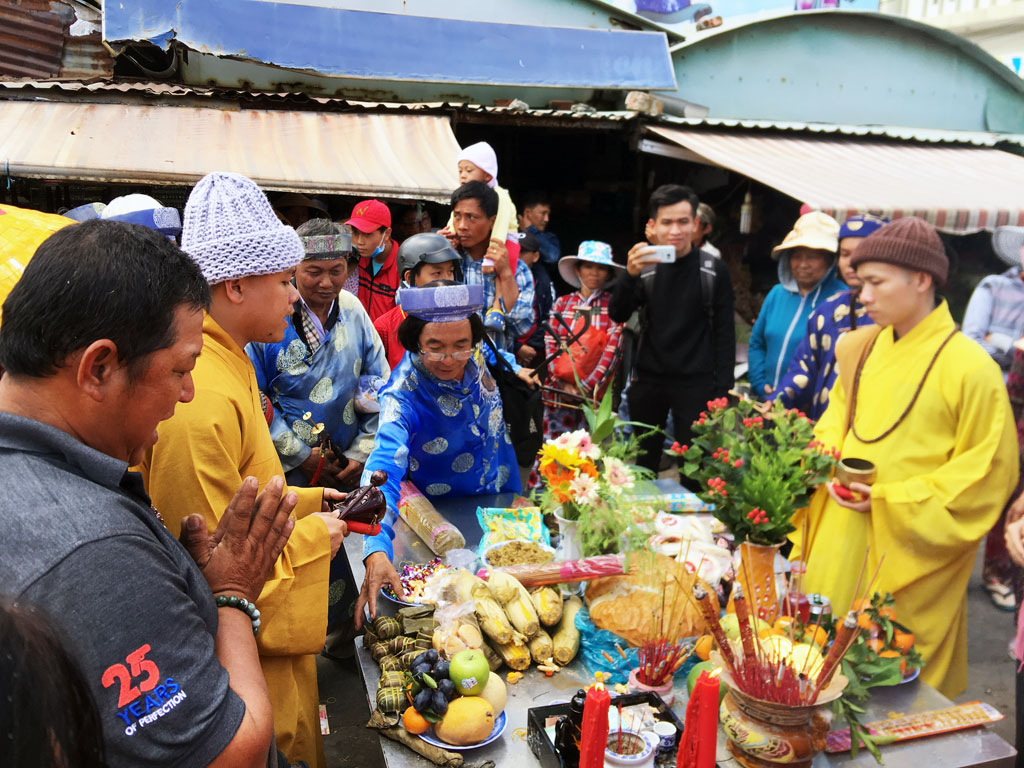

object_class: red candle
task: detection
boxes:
[579,673,611,768]
[678,669,721,768]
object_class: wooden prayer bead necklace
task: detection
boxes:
[848,328,958,444]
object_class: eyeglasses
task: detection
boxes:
[419,347,475,362]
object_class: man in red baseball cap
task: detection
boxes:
[346,199,398,321]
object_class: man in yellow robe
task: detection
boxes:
[791,217,1019,698]
[140,172,348,768]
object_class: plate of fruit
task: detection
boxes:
[400,649,508,750]
[852,593,923,683]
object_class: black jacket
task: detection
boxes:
[609,248,735,393]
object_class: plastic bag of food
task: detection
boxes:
[476,506,551,556]
[431,596,486,659]
[398,481,466,556]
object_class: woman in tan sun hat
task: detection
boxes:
[748,211,847,396]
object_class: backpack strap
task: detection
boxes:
[698,252,718,387]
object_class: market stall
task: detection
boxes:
[338,487,1016,768]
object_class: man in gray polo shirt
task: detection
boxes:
[0,219,304,767]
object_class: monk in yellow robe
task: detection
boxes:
[791,218,1018,698]
[140,172,348,768]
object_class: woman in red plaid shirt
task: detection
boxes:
[542,241,626,440]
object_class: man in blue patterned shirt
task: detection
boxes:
[446,181,536,351]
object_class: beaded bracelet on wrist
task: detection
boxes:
[215,594,262,636]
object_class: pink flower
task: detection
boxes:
[573,431,602,461]
[602,457,635,495]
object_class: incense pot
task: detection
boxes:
[835,458,877,487]
[604,729,656,767]
[626,667,675,706]
[711,652,848,768]
[732,541,782,624]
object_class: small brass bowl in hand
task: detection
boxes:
[835,458,877,487]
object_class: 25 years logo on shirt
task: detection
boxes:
[102,644,188,736]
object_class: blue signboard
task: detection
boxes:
[103,0,677,90]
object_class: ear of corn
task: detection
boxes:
[456,570,514,644]
[530,586,564,627]
[552,596,583,665]
[488,637,531,671]
[487,572,540,638]
[485,570,519,604]
[527,628,554,664]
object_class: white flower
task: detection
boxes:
[553,431,578,450]
[603,457,635,495]
[569,473,600,506]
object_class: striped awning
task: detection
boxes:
[647,125,1024,234]
[0,100,461,201]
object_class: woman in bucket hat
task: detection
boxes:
[748,211,847,396]
[533,242,626,479]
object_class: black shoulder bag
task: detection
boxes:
[480,336,544,466]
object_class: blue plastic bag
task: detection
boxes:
[574,605,700,686]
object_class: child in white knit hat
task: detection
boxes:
[443,141,520,273]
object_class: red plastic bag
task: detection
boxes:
[551,320,608,384]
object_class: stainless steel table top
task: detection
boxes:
[339,494,1016,768]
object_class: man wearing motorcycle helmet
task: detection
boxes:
[373,232,462,369]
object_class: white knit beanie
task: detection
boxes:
[457,141,499,189]
[181,171,304,285]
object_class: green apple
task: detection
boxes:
[720,613,740,641]
[687,661,726,704]
[449,649,490,696]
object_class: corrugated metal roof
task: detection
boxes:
[654,115,1024,148]
[648,125,1024,233]
[3,79,1022,147]
[0,100,462,201]
[0,1,68,79]
[0,1,112,81]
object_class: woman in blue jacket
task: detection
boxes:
[748,211,845,396]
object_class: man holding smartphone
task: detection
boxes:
[610,184,735,473]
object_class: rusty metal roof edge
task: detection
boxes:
[6,163,453,202]
[4,79,1021,147]
[651,114,1024,148]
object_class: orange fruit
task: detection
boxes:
[758,626,776,639]
[856,612,876,631]
[865,637,885,654]
[879,650,907,676]
[695,635,714,661]
[402,706,430,735]
[805,625,828,649]
[893,630,915,653]
[851,598,872,613]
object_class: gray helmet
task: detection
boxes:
[397,233,462,284]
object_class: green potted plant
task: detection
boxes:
[671,397,837,620]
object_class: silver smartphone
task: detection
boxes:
[649,245,676,263]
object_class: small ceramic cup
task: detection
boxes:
[835,457,877,487]
[651,720,677,754]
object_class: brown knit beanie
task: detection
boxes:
[849,217,948,289]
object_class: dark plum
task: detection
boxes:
[431,689,449,715]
